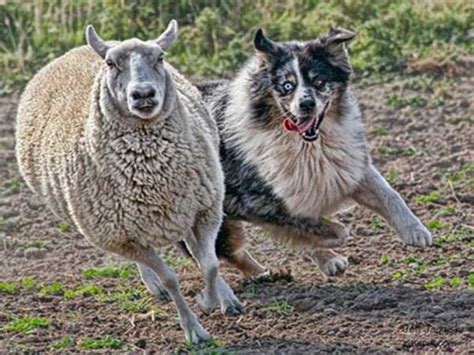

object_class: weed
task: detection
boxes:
[176,338,226,355]
[57,221,70,233]
[0,281,18,294]
[378,146,417,157]
[64,284,103,299]
[449,276,462,287]
[265,298,293,315]
[15,241,47,249]
[386,94,426,108]
[386,168,398,185]
[371,126,388,136]
[414,191,440,204]
[79,336,122,350]
[427,220,451,231]
[3,178,21,191]
[21,277,36,290]
[163,255,193,270]
[82,264,134,279]
[4,316,49,333]
[425,276,445,290]
[39,282,64,296]
[468,274,474,290]
[442,206,456,215]
[370,217,385,230]
[380,254,390,265]
[51,336,74,350]
[98,287,152,313]
[391,271,407,280]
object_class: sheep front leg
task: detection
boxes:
[136,263,171,302]
[138,248,211,344]
[352,164,432,247]
[187,218,244,316]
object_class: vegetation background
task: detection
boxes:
[0,0,473,94]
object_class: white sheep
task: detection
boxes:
[15,20,243,343]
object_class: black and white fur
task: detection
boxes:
[196,28,432,278]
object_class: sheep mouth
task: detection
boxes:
[131,100,159,119]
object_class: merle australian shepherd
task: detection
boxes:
[195,27,432,278]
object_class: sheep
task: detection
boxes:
[15,20,243,343]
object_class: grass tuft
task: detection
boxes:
[414,191,440,204]
[82,265,134,279]
[4,316,49,333]
[79,336,122,350]
[0,281,18,294]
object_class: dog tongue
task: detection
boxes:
[283,118,298,131]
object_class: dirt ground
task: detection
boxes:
[0,68,472,353]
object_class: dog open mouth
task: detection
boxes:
[283,101,330,142]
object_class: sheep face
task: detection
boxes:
[86,20,178,121]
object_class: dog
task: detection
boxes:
[195,27,432,278]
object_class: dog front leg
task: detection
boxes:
[352,164,432,247]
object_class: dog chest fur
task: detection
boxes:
[225,74,369,219]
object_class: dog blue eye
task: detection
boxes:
[282,82,294,93]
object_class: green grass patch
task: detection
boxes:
[39,282,64,296]
[82,264,134,280]
[79,336,122,350]
[264,298,293,315]
[98,287,153,313]
[378,146,417,157]
[414,191,440,204]
[449,276,463,288]
[4,316,49,333]
[0,281,18,294]
[369,217,385,230]
[386,94,427,108]
[64,284,103,299]
[391,271,407,281]
[15,241,48,249]
[425,276,445,290]
[3,178,21,191]
[57,221,70,233]
[468,274,474,290]
[386,168,398,185]
[21,276,36,290]
[163,255,193,270]
[427,219,451,231]
[380,254,390,265]
[51,336,74,350]
[176,338,226,355]
[370,126,388,137]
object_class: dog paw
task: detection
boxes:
[400,224,432,247]
[312,249,348,276]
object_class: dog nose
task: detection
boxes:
[131,83,156,100]
[299,99,316,112]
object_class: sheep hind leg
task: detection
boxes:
[136,263,171,302]
[187,219,244,316]
[136,247,211,344]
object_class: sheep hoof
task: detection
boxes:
[196,292,216,315]
[221,298,244,316]
[185,324,212,344]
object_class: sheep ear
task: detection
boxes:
[155,19,178,51]
[86,25,111,59]
[253,29,282,58]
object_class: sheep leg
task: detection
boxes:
[186,220,244,316]
[136,263,171,302]
[137,247,211,344]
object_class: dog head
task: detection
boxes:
[253,27,355,141]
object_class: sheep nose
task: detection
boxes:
[131,83,156,100]
[299,99,316,112]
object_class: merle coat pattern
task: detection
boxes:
[197,28,432,278]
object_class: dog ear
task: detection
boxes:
[254,29,282,59]
[314,27,356,74]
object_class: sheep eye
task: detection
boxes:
[105,59,116,68]
[156,55,164,65]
